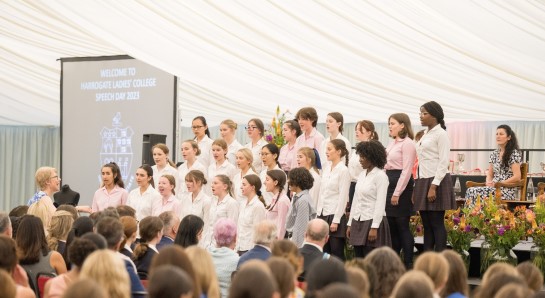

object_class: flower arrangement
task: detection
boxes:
[529,197,545,275]
[445,207,477,264]
[409,213,423,237]
[265,105,290,147]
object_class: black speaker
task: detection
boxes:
[142,134,167,165]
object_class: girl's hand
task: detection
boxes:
[330,223,338,233]
[368,228,377,242]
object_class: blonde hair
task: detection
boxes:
[161,174,177,195]
[47,210,74,251]
[0,270,16,298]
[482,262,518,285]
[237,148,255,172]
[390,271,435,298]
[183,139,201,156]
[80,250,131,298]
[35,167,56,190]
[221,119,238,131]
[185,246,220,298]
[28,199,53,231]
[212,139,228,151]
[297,147,319,174]
[271,239,303,275]
[346,267,370,298]
[414,252,449,291]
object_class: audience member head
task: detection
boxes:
[101,162,125,188]
[56,204,78,220]
[159,211,180,239]
[213,217,237,249]
[35,166,60,192]
[0,212,12,238]
[304,219,329,248]
[94,206,120,223]
[271,239,303,276]
[306,258,347,298]
[474,271,527,298]
[441,250,469,297]
[363,247,406,298]
[134,216,163,260]
[318,283,360,298]
[63,279,107,298]
[230,260,279,298]
[80,250,130,298]
[345,267,370,298]
[345,258,377,298]
[0,269,16,298]
[185,246,221,298]
[8,205,28,217]
[80,232,108,249]
[494,283,534,298]
[47,210,74,251]
[116,205,136,218]
[149,245,201,298]
[148,265,194,298]
[63,216,94,262]
[27,198,53,230]
[288,167,314,192]
[0,235,17,273]
[516,261,543,292]
[95,216,124,250]
[414,252,449,294]
[481,262,519,285]
[390,270,435,298]
[68,238,98,269]
[267,257,295,298]
[254,220,277,247]
[175,214,204,248]
[16,215,48,265]
[119,216,138,251]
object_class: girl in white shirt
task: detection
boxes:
[319,112,351,171]
[296,147,321,209]
[203,174,239,248]
[414,101,456,252]
[244,118,267,174]
[220,119,243,166]
[260,143,284,206]
[316,139,351,260]
[347,140,391,258]
[127,164,160,221]
[233,148,257,203]
[177,140,207,198]
[179,170,211,240]
[207,139,237,196]
[192,116,214,169]
[151,143,178,186]
[236,174,266,254]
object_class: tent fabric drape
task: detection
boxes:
[1,1,545,126]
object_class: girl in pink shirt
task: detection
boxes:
[264,169,290,239]
[91,162,128,213]
[152,174,181,216]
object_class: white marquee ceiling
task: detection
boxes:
[1,1,545,127]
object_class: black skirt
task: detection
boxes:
[348,217,392,247]
[413,174,456,211]
[318,214,347,238]
[385,170,414,217]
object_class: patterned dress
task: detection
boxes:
[465,149,522,204]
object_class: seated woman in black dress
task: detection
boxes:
[133,216,163,279]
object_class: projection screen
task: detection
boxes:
[61,55,177,206]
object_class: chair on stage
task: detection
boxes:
[466,163,528,207]
[538,182,545,197]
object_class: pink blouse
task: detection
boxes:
[279,143,297,172]
[265,193,290,239]
[151,194,181,216]
[385,137,417,197]
[91,185,128,212]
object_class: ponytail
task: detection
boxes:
[133,243,149,260]
[439,119,446,130]
[256,190,266,207]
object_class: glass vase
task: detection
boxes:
[530,246,545,277]
[480,241,517,275]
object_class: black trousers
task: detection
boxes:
[324,237,345,261]
[420,210,447,251]
[387,216,414,268]
[353,245,374,258]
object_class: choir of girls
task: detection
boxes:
[87,101,457,265]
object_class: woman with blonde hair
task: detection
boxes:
[233,148,257,203]
[47,210,74,255]
[413,252,449,297]
[296,147,321,209]
[185,246,221,298]
[441,250,469,298]
[80,250,130,298]
[390,271,435,298]
[151,143,178,184]
[27,198,54,234]
[244,118,267,174]
[177,140,207,197]
[220,119,243,166]
[271,239,303,276]
[28,167,60,212]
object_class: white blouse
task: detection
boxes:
[233,168,257,203]
[176,160,207,198]
[309,169,321,210]
[236,196,266,251]
[416,125,450,185]
[348,149,363,182]
[179,189,211,220]
[227,139,244,166]
[152,164,179,188]
[316,162,350,223]
[207,160,237,196]
[203,194,239,248]
[319,134,351,171]
[127,184,161,221]
[244,139,267,174]
[195,135,214,169]
[348,167,389,228]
